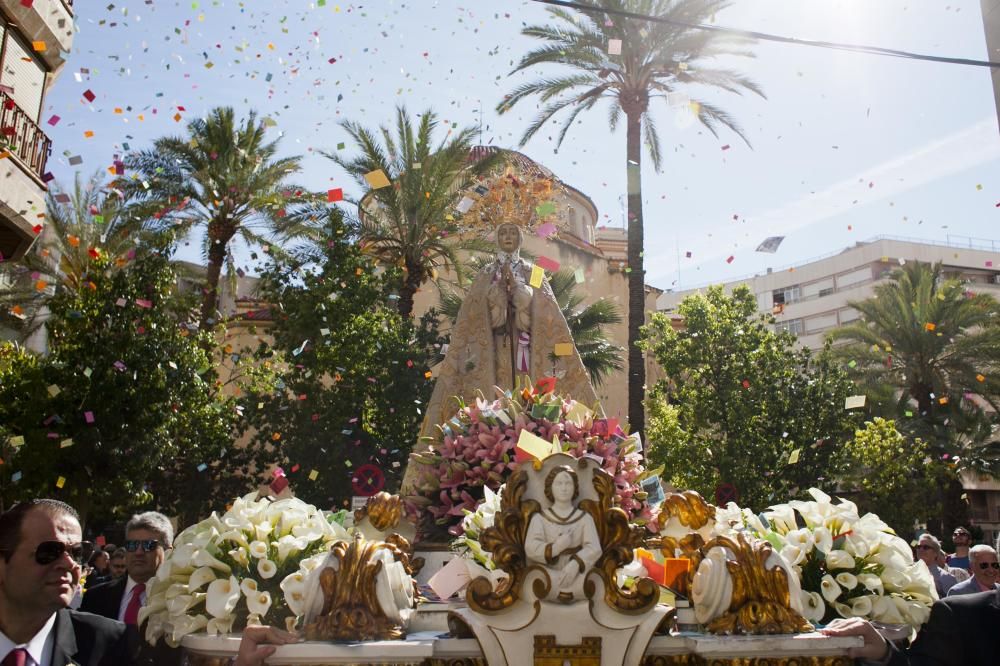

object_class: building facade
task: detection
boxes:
[656,236,1000,351]
[0,0,73,262]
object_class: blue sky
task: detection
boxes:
[43,0,1000,291]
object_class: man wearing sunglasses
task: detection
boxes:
[80,512,172,626]
[0,498,130,665]
[947,544,1000,597]
[915,533,958,597]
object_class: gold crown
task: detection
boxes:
[459,168,565,234]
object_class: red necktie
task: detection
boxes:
[2,648,27,666]
[123,582,146,626]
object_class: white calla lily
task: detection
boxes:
[187,566,217,592]
[835,572,858,591]
[240,578,259,597]
[820,574,842,603]
[205,575,241,618]
[800,590,825,623]
[825,550,855,571]
[247,591,273,617]
[849,595,873,618]
[249,540,269,559]
[280,572,307,616]
[258,559,277,579]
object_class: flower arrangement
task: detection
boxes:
[140,492,352,647]
[715,488,936,630]
[452,484,504,571]
[407,385,649,539]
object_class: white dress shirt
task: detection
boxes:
[117,576,146,622]
[0,612,56,666]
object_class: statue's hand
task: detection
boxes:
[553,533,571,554]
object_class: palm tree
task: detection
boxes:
[117,107,308,330]
[497,0,764,437]
[829,262,1000,419]
[324,106,502,318]
[0,171,148,341]
[830,261,1000,533]
[439,266,624,386]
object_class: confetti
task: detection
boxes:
[363,169,390,189]
[308,469,319,480]
[529,265,544,288]
[56,476,66,489]
[845,395,866,409]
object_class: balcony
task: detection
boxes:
[1,89,52,181]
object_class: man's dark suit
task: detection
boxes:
[889,587,1000,665]
[52,608,131,666]
[79,577,126,620]
[78,576,182,666]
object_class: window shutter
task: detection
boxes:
[1,32,46,122]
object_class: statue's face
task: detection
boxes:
[496,224,521,253]
[551,471,575,503]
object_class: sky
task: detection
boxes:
[41,0,1000,293]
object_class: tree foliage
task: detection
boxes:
[245,207,441,509]
[0,171,150,342]
[0,248,258,526]
[324,106,502,319]
[837,417,940,537]
[642,285,858,508]
[117,107,310,329]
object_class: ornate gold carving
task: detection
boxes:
[584,468,660,615]
[355,491,404,532]
[469,459,658,615]
[640,658,852,666]
[662,491,716,531]
[690,533,813,636]
[303,534,416,641]
[533,635,602,665]
[469,467,540,613]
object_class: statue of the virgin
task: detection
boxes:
[400,220,600,495]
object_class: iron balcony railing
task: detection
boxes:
[0,89,52,182]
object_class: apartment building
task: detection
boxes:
[656,235,1000,351]
[0,0,74,262]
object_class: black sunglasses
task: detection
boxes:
[32,540,93,566]
[978,562,1000,570]
[124,539,162,553]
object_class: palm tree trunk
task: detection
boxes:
[200,236,227,331]
[625,109,646,443]
[397,262,423,319]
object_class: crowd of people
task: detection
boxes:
[1,495,998,665]
[0,498,297,665]
[824,526,1000,665]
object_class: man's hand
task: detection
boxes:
[820,617,891,661]
[234,626,300,666]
